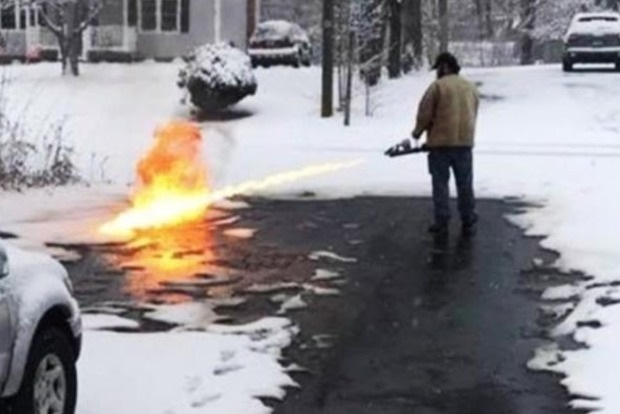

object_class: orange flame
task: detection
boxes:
[101,121,363,236]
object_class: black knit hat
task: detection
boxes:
[432,52,461,73]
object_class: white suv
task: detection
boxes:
[563,12,620,71]
[0,243,81,414]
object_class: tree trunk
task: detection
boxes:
[56,2,82,76]
[484,0,493,39]
[69,40,80,76]
[387,0,402,79]
[438,0,449,53]
[519,0,536,65]
[59,39,69,75]
[411,0,423,67]
[344,30,354,126]
[321,0,335,118]
[360,0,385,86]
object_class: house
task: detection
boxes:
[0,0,260,63]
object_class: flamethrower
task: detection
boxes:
[384,139,429,158]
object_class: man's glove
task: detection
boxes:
[411,130,422,140]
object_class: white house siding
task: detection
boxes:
[221,0,247,49]
[0,31,26,60]
[136,0,215,60]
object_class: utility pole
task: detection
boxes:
[321,0,335,118]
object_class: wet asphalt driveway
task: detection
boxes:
[245,197,581,414]
[56,196,581,414]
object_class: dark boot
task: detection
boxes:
[428,222,449,236]
[461,216,478,237]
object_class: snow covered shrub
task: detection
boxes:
[0,75,79,190]
[178,43,258,112]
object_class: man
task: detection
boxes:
[412,52,480,237]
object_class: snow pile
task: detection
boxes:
[178,43,258,112]
[78,316,297,414]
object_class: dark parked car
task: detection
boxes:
[563,12,620,71]
[248,20,312,68]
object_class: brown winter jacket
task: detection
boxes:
[413,74,479,148]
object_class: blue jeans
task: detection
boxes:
[428,148,476,226]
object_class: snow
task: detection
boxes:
[309,251,358,263]
[223,227,257,239]
[144,302,225,329]
[1,62,620,412]
[78,315,297,414]
[251,20,309,43]
[311,269,342,282]
[179,43,257,93]
[82,314,140,330]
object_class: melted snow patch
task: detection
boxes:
[311,268,342,282]
[309,251,357,263]
[83,314,140,331]
[145,302,226,329]
[212,200,251,211]
[277,294,307,314]
[542,285,583,301]
[245,282,301,294]
[223,228,257,239]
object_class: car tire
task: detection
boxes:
[12,327,77,414]
[562,59,573,72]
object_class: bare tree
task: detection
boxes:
[14,0,104,76]
[322,0,335,117]
[387,0,402,78]
[519,0,536,64]
[402,0,423,70]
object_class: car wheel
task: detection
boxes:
[562,59,573,72]
[12,327,77,414]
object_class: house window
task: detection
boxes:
[161,0,177,31]
[140,0,189,33]
[128,0,138,27]
[141,0,157,31]
[0,6,17,30]
[180,0,190,33]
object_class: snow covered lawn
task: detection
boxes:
[1,62,620,413]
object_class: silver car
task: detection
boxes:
[0,243,81,414]
[563,12,620,71]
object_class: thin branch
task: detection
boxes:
[38,6,63,36]
[75,2,104,34]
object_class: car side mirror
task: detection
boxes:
[0,246,9,279]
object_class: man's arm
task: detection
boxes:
[412,83,438,139]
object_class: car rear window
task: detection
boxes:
[578,16,619,22]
